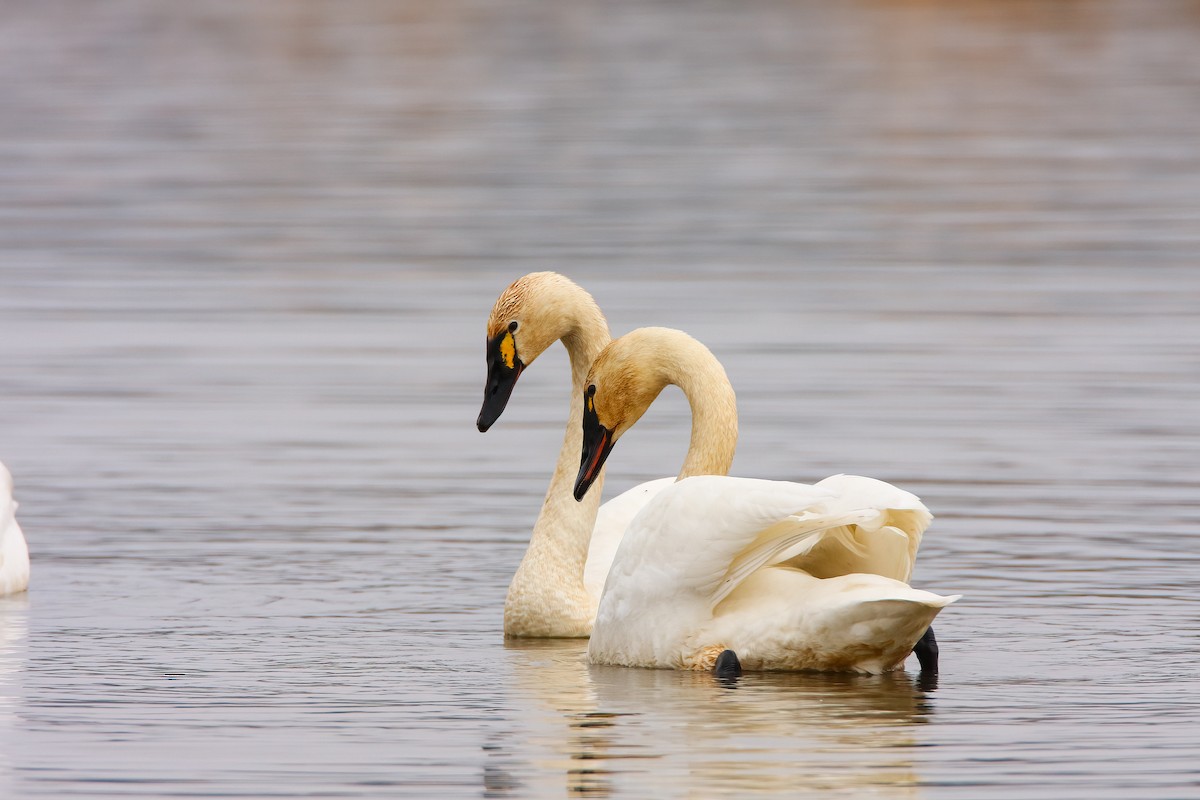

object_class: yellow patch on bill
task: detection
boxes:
[500,331,516,369]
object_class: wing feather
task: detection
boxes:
[607,476,834,602]
[711,509,882,608]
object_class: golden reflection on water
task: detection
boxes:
[500,639,933,797]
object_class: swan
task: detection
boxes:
[573,328,959,673]
[476,273,672,638]
[0,462,30,597]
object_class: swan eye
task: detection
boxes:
[508,320,519,332]
[587,384,596,397]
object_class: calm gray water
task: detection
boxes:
[2,1,1199,797]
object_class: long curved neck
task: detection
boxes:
[663,342,738,479]
[505,287,610,637]
[535,317,610,554]
[611,328,737,479]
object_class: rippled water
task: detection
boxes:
[2,1,1199,797]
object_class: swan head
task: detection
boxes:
[478,319,525,432]
[477,272,607,432]
[573,383,617,500]
[573,330,673,500]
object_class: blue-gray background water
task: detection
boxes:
[2,1,1198,797]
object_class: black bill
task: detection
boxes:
[476,330,524,432]
[573,387,616,500]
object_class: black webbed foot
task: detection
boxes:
[713,649,742,681]
[912,625,938,673]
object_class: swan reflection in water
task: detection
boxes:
[0,597,30,797]
[486,638,936,798]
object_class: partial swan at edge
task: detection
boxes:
[0,462,30,597]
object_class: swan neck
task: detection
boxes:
[664,341,737,479]
[505,285,610,637]
[540,293,610,542]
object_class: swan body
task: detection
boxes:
[588,476,957,672]
[477,273,671,637]
[575,328,958,673]
[0,463,30,597]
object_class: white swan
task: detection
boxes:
[573,328,959,673]
[0,463,30,597]
[477,273,672,637]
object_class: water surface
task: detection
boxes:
[2,1,1199,797]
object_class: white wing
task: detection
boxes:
[777,474,933,582]
[603,476,836,606]
[583,477,674,605]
